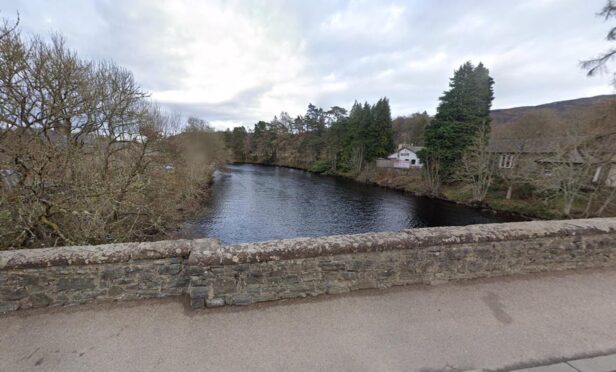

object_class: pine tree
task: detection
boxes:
[358,102,373,159]
[420,62,494,182]
[338,101,365,172]
[371,97,394,159]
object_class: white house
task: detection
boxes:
[386,145,424,168]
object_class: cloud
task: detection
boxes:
[0,0,613,129]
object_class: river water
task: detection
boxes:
[185,163,516,244]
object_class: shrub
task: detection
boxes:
[309,159,331,174]
[517,182,537,200]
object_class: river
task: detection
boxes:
[184,163,517,244]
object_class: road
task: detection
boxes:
[1,269,616,371]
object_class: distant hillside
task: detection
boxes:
[490,94,616,126]
[488,94,616,140]
[393,95,616,145]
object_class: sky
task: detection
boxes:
[1,0,615,130]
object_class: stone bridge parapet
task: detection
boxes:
[2,218,616,313]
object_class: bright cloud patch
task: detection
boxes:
[2,0,613,129]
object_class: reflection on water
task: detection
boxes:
[186,164,515,244]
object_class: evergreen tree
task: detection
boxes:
[252,121,277,163]
[302,104,327,162]
[228,126,248,161]
[338,101,364,172]
[371,97,395,160]
[324,107,349,171]
[358,101,373,158]
[305,103,326,134]
[420,62,494,182]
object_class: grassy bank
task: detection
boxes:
[239,160,612,220]
[353,166,616,220]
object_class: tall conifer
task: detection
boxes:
[420,62,494,181]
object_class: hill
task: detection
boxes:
[489,94,616,139]
[490,94,616,126]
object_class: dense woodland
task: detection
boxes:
[224,98,395,174]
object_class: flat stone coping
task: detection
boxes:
[188,218,616,266]
[2,218,616,270]
[0,239,211,270]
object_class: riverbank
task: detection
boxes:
[353,165,554,220]
[357,167,616,220]
[235,160,595,220]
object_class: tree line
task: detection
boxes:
[225,62,495,189]
[224,98,395,174]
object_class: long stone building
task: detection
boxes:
[489,135,616,188]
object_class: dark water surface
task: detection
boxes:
[187,164,516,244]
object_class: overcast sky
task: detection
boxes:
[1,0,614,129]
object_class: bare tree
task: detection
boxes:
[0,20,227,249]
[581,0,616,84]
[0,12,18,41]
[579,114,616,216]
[502,146,533,200]
[539,139,594,216]
[454,123,494,203]
[582,138,616,216]
[579,2,616,215]
[595,173,616,215]
[421,154,441,196]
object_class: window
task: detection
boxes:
[499,154,514,169]
[411,159,416,165]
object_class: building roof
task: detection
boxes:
[535,148,590,164]
[488,137,586,154]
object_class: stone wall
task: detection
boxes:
[2,218,616,313]
[186,218,616,308]
[0,239,215,313]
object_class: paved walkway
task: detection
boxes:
[1,269,616,372]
